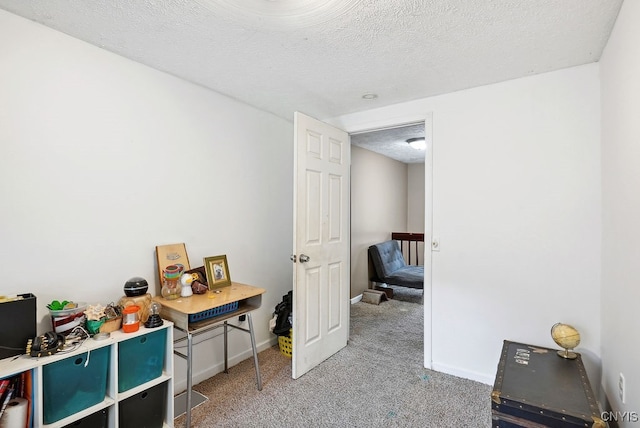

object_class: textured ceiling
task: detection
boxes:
[0,0,623,162]
[351,123,426,164]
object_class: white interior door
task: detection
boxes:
[292,112,350,379]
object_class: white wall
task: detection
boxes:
[600,0,640,419]
[407,163,425,233]
[0,10,294,392]
[407,163,426,265]
[350,145,407,297]
[332,64,602,384]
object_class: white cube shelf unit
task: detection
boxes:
[0,322,174,428]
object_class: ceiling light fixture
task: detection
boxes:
[406,137,426,150]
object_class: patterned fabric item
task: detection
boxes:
[184,266,209,294]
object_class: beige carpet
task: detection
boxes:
[175,287,491,427]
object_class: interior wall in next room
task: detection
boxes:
[350,145,407,298]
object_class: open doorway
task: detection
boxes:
[347,116,433,369]
[350,122,426,296]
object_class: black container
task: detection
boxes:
[124,277,149,297]
[62,409,108,428]
[119,381,167,428]
[491,340,604,427]
[0,293,36,360]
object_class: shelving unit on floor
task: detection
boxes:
[0,322,174,428]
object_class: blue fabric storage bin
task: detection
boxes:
[118,329,166,392]
[43,347,110,424]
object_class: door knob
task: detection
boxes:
[299,254,310,263]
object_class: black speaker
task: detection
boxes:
[0,293,36,360]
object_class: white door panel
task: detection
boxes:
[292,112,350,379]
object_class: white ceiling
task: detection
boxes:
[351,123,426,164]
[0,0,623,162]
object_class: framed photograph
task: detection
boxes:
[204,255,231,289]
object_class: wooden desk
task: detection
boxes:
[154,282,266,428]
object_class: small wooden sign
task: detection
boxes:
[155,243,191,292]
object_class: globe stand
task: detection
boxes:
[551,322,581,360]
[557,348,578,360]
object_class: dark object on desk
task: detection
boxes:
[491,340,605,427]
[184,266,208,294]
[368,240,424,289]
[124,277,149,297]
[0,293,37,360]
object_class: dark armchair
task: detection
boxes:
[368,240,424,289]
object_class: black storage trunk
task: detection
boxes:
[0,293,36,360]
[491,340,605,428]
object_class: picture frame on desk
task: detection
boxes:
[156,243,191,292]
[204,255,231,289]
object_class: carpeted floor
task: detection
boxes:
[175,286,491,427]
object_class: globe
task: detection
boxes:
[551,323,581,359]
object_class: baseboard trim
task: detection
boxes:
[352,295,491,385]
[599,388,619,428]
[432,362,494,385]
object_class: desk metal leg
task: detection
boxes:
[247,313,262,391]
[179,312,260,428]
[224,321,229,373]
[186,331,193,428]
